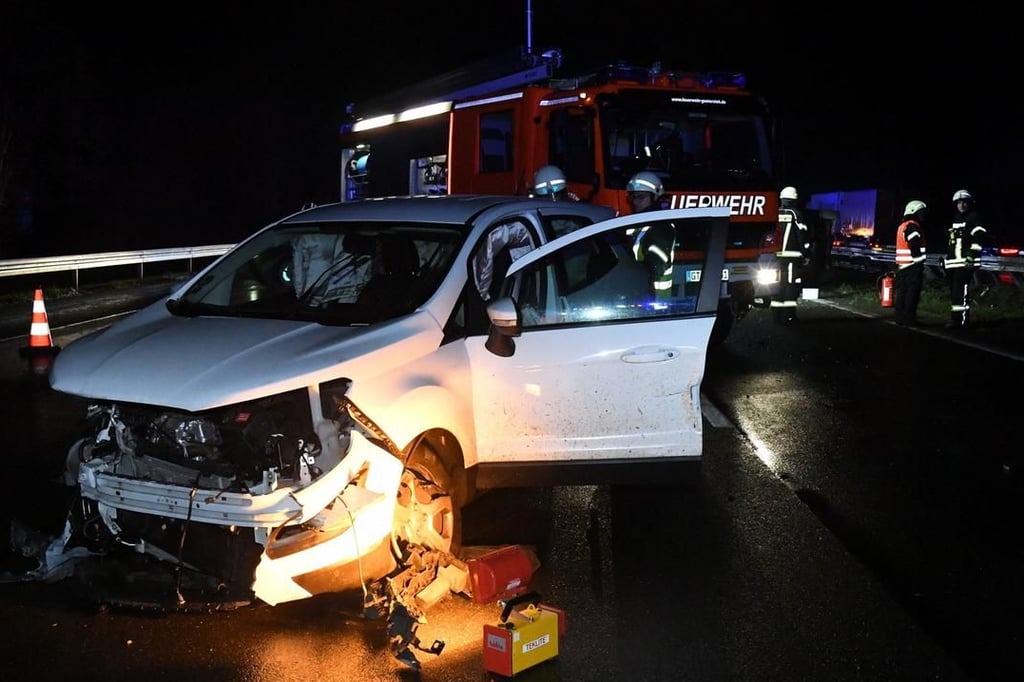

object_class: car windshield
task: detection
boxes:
[171,221,463,325]
[600,90,773,190]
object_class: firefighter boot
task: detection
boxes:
[946,310,969,329]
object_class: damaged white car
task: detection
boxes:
[48,195,729,613]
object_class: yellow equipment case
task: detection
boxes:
[482,591,566,677]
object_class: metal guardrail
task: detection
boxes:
[0,244,235,289]
[830,244,1024,283]
[2,241,1021,291]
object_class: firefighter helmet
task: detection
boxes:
[626,171,664,198]
[533,165,567,198]
[904,199,927,216]
[780,186,799,201]
[952,189,973,203]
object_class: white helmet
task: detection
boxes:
[626,171,664,198]
[904,199,927,216]
[780,186,798,201]
[533,165,567,198]
[952,189,973,203]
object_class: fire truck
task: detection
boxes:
[337,47,782,342]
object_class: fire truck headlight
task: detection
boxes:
[756,267,780,285]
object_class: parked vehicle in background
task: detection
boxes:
[48,195,729,616]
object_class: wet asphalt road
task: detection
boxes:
[703,295,1024,682]
[1,281,1017,680]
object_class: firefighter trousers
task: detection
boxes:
[947,266,973,327]
[894,263,923,325]
[769,256,803,310]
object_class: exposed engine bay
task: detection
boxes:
[58,388,470,668]
[65,390,331,494]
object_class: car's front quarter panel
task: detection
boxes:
[342,338,476,467]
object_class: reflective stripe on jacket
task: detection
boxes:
[631,224,676,300]
[776,208,810,259]
[945,210,987,269]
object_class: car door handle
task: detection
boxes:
[621,347,679,363]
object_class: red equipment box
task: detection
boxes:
[467,545,539,604]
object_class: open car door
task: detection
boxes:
[466,206,730,486]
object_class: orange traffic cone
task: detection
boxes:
[19,287,61,373]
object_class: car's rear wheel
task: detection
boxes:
[393,441,463,556]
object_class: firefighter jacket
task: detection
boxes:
[777,206,810,260]
[895,218,926,270]
[945,209,987,270]
[628,216,676,302]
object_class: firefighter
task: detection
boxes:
[531,165,579,202]
[945,189,988,328]
[626,171,675,302]
[894,200,928,326]
[770,186,811,322]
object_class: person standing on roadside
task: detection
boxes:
[894,200,928,326]
[770,185,811,322]
[945,189,988,328]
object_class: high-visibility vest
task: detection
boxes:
[896,219,926,269]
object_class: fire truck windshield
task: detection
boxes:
[599,91,773,192]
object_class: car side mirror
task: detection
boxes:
[484,297,520,357]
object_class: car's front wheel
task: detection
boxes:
[393,441,463,556]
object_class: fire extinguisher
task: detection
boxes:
[879,271,895,308]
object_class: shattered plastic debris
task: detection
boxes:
[378,545,539,670]
[0,553,42,583]
[0,519,94,584]
[386,545,471,619]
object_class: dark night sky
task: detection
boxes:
[1,1,1019,256]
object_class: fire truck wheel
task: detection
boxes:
[395,441,463,557]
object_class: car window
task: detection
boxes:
[511,217,717,328]
[470,211,600,304]
[544,214,594,239]
[470,218,541,302]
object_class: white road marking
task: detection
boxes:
[810,298,1024,363]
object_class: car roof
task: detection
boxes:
[281,195,608,227]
